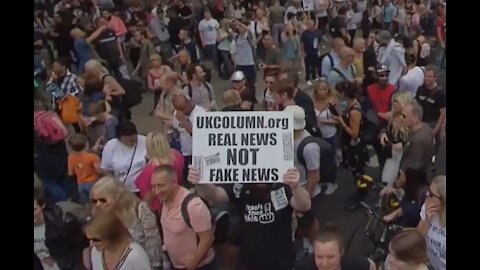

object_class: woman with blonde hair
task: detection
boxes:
[387,229,428,270]
[313,79,339,195]
[147,53,172,115]
[90,175,163,270]
[135,131,185,212]
[85,211,151,270]
[85,59,126,119]
[378,91,413,186]
[417,175,446,270]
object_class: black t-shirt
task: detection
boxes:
[54,22,75,58]
[93,29,120,65]
[239,87,256,111]
[415,85,446,123]
[34,139,68,178]
[222,105,246,111]
[168,17,188,46]
[294,253,371,270]
[176,5,193,18]
[222,183,295,270]
[329,17,347,39]
[180,40,199,63]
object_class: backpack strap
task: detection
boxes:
[203,82,214,101]
[296,136,319,169]
[187,83,193,98]
[187,82,214,101]
[327,53,334,68]
[181,193,197,228]
[349,64,357,78]
[332,67,348,81]
[332,65,356,81]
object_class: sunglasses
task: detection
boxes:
[91,198,107,204]
[232,80,242,83]
[88,237,102,242]
[427,188,442,200]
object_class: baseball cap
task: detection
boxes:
[231,71,245,81]
[376,64,390,74]
[284,105,306,130]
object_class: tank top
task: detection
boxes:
[147,69,164,92]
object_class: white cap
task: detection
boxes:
[231,71,245,81]
[284,105,306,130]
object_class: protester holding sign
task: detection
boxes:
[188,166,310,270]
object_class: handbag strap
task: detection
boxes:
[122,142,138,184]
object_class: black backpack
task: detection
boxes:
[117,77,144,109]
[181,193,230,246]
[102,74,144,109]
[296,136,337,184]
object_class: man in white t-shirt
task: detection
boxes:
[198,9,221,74]
[172,94,206,185]
[285,105,323,198]
[100,121,147,193]
[313,0,329,34]
[398,53,425,95]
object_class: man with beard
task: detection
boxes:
[188,166,311,270]
[376,30,406,86]
[368,65,396,129]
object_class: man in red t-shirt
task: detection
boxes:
[366,65,396,173]
[367,65,396,128]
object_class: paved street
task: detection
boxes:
[130,61,445,259]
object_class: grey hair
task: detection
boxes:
[432,175,446,227]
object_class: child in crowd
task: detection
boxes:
[68,133,101,204]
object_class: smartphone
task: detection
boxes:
[328,103,339,117]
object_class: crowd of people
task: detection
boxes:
[34,0,446,269]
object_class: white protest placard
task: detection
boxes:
[303,0,314,11]
[192,111,294,184]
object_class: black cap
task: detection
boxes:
[376,64,390,74]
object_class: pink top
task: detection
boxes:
[135,149,185,212]
[161,187,214,269]
[411,13,420,27]
[107,16,128,37]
